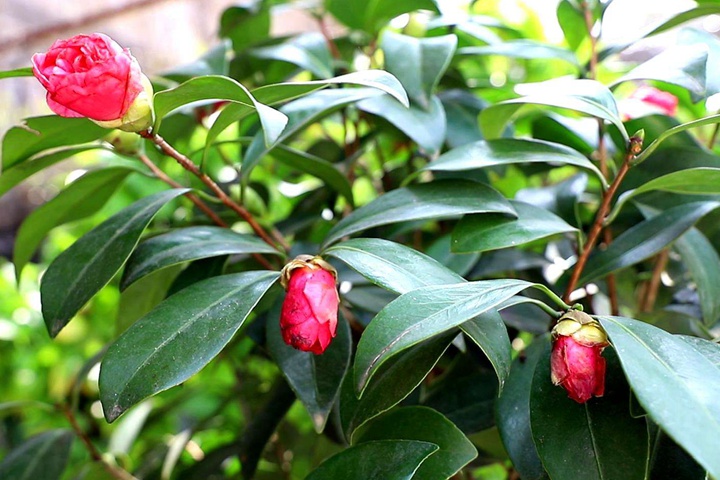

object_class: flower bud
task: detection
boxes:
[32,33,154,132]
[279,255,339,354]
[550,310,609,403]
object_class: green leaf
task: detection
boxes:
[354,279,532,393]
[121,226,280,290]
[358,94,447,152]
[323,180,515,247]
[40,188,190,337]
[633,113,720,166]
[458,41,579,67]
[324,0,438,34]
[306,439,438,480]
[354,407,477,480]
[439,90,485,148]
[100,270,279,422]
[480,79,628,141]
[460,310,512,392]
[452,200,577,253]
[496,337,549,480]
[609,168,720,222]
[267,304,351,433]
[269,145,354,206]
[162,40,231,80]
[578,201,720,285]
[324,238,464,294]
[380,32,457,109]
[678,335,720,369]
[425,234,480,277]
[530,344,649,480]
[0,429,74,480]
[2,116,106,170]
[218,4,270,52]
[251,33,333,79]
[152,75,288,147]
[14,167,136,281]
[674,228,720,326]
[557,0,587,51]
[426,138,607,188]
[340,333,455,440]
[599,315,720,478]
[116,266,182,335]
[0,66,33,79]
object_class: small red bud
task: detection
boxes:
[550,310,609,403]
[279,255,339,355]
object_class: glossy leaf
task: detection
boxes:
[323,180,515,247]
[324,0,438,34]
[460,310,512,392]
[116,266,182,335]
[674,228,720,326]
[458,41,579,67]
[633,113,720,166]
[426,138,606,187]
[678,335,720,369]
[305,439,438,480]
[480,79,627,141]
[425,234,480,277]
[354,279,532,393]
[40,189,190,337]
[324,238,464,295]
[358,94,447,152]
[14,167,135,281]
[530,345,649,480]
[452,200,576,253]
[251,33,333,79]
[0,429,73,480]
[578,201,720,285]
[2,116,106,170]
[439,89,485,148]
[267,305,351,433]
[153,75,288,146]
[341,333,455,440]
[381,32,457,109]
[557,0,587,51]
[100,271,279,422]
[355,407,477,480]
[599,315,720,478]
[121,226,280,289]
[496,337,549,480]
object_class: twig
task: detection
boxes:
[640,249,669,312]
[564,135,644,301]
[139,130,289,252]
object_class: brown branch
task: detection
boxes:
[139,130,289,252]
[564,135,644,301]
[640,249,669,312]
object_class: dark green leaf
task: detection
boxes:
[152,75,287,147]
[452,200,577,253]
[2,116,106,170]
[355,407,477,480]
[14,167,136,281]
[599,316,720,478]
[0,429,73,480]
[480,79,627,141]
[439,90,485,148]
[323,180,515,247]
[267,305,351,433]
[116,266,182,335]
[121,226,280,290]
[358,94,447,152]
[677,335,720,368]
[100,271,279,422]
[460,310,512,391]
[458,41,579,67]
[324,238,464,294]
[40,189,189,337]
[340,333,454,440]
[578,201,720,285]
[425,234,480,277]
[530,345,649,480]
[324,0,438,34]
[354,279,532,393]
[675,228,720,326]
[426,138,606,187]
[515,173,588,227]
[219,4,270,52]
[496,337,550,480]
[251,33,333,79]
[633,113,720,166]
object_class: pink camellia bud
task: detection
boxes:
[621,85,678,119]
[550,310,609,403]
[280,255,339,355]
[32,33,153,132]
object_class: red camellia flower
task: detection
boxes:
[630,85,678,116]
[280,255,339,354]
[32,33,153,132]
[550,310,609,403]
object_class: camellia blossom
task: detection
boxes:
[32,33,153,132]
[621,85,678,119]
[280,255,339,354]
[550,310,609,403]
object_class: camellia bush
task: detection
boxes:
[2,0,720,479]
